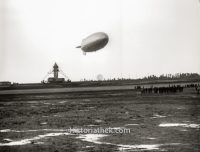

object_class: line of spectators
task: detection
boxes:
[141,85,184,94]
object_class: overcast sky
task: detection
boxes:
[0,0,200,83]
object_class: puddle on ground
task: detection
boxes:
[77,134,180,151]
[110,127,125,130]
[86,145,94,148]
[0,129,37,133]
[53,115,61,117]
[177,107,185,110]
[0,132,70,146]
[42,116,49,117]
[125,124,139,126]
[118,143,180,151]
[118,144,160,151]
[76,134,108,144]
[87,107,95,109]
[87,125,98,127]
[151,114,166,119]
[3,139,13,143]
[141,137,156,140]
[43,102,51,105]
[159,123,200,128]
[83,99,91,102]
[95,120,103,123]
[131,119,138,121]
[27,101,38,104]
[0,129,68,133]
[40,122,47,125]
[125,112,129,115]
[59,101,68,104]
[79,109,89,111]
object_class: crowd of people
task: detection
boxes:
[141,85,184,94]
[140,83,200,94]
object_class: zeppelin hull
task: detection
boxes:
[80,32,109,52]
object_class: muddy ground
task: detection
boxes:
[0,88,199,152]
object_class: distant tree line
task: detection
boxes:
[142,73,200,80]
[80,73,200,82]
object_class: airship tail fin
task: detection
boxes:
[76,46,81,48]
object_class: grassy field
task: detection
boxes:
[0,88,199,152]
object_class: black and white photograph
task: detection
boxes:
[0,0,200,151]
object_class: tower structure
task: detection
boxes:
[53,63,59,79]
[47,63,65,83]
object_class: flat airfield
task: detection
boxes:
[0,87,199,152]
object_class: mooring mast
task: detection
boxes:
[53,63,59,79]
[42,62,70,83]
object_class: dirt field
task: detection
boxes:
[0,88,199,152]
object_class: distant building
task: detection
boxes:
[47,63,65,83]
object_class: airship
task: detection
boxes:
[76,32,109,55]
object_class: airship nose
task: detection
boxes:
[97,32,109,40]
